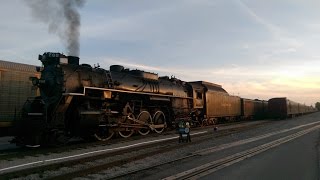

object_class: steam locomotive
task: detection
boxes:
[15,52,193,146]
[12,52,316,146]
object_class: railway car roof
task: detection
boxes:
[189,81,228,94]
[0,60,37,72]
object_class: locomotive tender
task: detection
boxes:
[12,52,316,146]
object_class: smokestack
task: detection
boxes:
[25,0,85,56]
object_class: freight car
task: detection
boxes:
[268,97,316,119]
[0,60,39,136]
[241,99,268,120]
[253,99,268,119]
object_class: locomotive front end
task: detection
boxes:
[36,53,66,113]
[15,52,78,146]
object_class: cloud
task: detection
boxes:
[1,1,319,105]
[0,1,62,64]
[102,56,273,80]
[81,5,176,41]
[236,0,282,36]
[236,0,304,61]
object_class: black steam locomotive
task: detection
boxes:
[15,52,315,146]
[15,52,197,146]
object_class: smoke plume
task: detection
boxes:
[25,0,85,56]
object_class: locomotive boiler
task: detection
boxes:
[15,52,193,146]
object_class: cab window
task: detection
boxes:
[196,91,202,99]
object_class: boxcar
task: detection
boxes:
[268,97,301,119]
[241,98,254,120]
[0,60,39,135]
[253,99,268,119]
[240,98,269,120]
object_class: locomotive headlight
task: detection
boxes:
[38,79,46,84]
[29,77,39,86]
[36,66,41,72]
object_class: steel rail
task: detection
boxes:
[163,124,320,180]
[105,121,320,179]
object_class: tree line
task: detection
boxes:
[316,102,320,111]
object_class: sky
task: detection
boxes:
[0,0,319,106]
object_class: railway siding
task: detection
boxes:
[0,120,267,178]
[1,112,319,179]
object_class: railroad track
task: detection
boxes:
[163,124,320,179]
[1,120,317,179]
[0,121,268,179]
[106,121,320,179]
